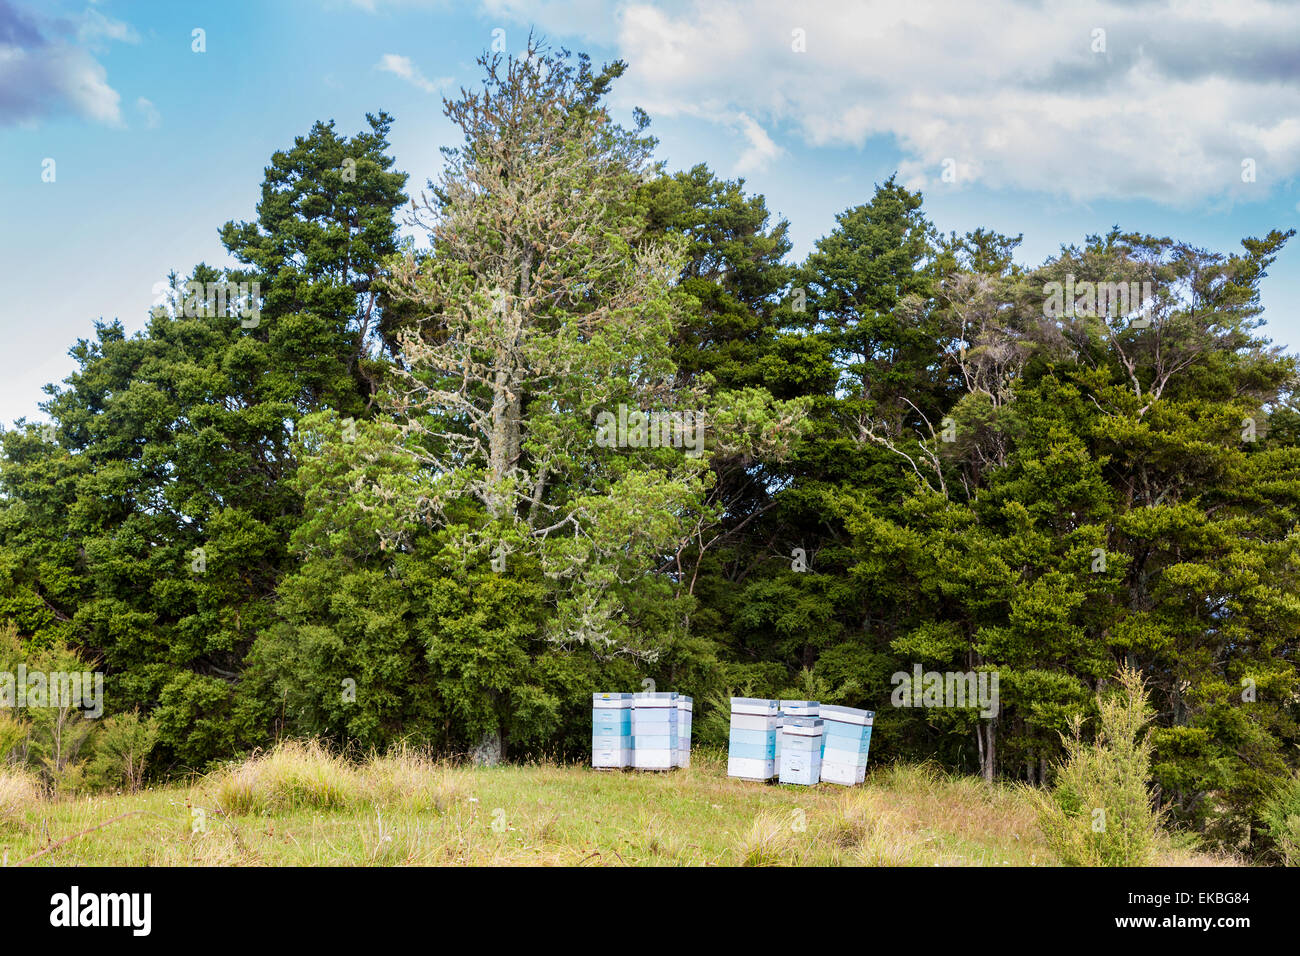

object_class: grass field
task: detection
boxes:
[0,743,1238,867]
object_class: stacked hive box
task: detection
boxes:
[591,693,633,768]
[819,705,874,785]
[727,697,779,780]
[675,696,693,768]
[778,716,824,785]
[631,692,678,770]
[775,700,818,776]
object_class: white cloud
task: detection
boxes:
[11,45,123,126]
[479,0,1300,206]
[0,2,128,127]
[77,9,140,47]
[732,113,781,174]
[375,53,449,93]
[136,96,160,129]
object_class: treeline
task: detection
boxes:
[2,42,1298,855]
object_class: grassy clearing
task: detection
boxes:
[0,744,1238,867]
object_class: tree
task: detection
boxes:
[271,41,806,763]
[377,40,710,650]
[0,115,408,769]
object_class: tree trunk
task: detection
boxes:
[472,729,503,767]
[488,367,513,518]
[982,719,996,784]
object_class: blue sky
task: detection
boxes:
[2,0,1298,428]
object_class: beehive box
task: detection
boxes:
[776,700,818,775]
[818,704,874,785]
[728,697,779,780]
[631,692,678,770]
[778,716,823,786]
[591,693,633,769]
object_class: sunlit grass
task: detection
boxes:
[0,745,1239,867]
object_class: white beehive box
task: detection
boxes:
[778,717,823,786]
[727,756,776,780]
[776,700,819,774]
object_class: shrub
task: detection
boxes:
[697,689,735,749]
[87,711,159,793]
[1260,773,1300,866]
[0,712,28,764]
[1029,664,1163,866]
[0,623,99,792]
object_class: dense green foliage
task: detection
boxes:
[2,43,1297,857]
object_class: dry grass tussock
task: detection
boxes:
[0,765,44,828]
[205,740,466,817]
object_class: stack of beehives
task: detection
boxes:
[778,715,824,785]
[727,697,779,780]
[591,693,633,768]
[775,700,818,776]
[818,705,874,785]
[631,691,678,770]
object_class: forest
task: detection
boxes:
[2,41,1297,860]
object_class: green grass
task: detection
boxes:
[0,743,1238,866]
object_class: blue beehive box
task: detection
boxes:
[819,705,874,785]
[728,698,779,780]
[592,693,633,768]
[778,717,823,786]
[632,692,678,769]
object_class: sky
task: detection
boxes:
[1,0,1298,428]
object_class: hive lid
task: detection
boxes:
[781,717,824,734]
[819,704,875,724]
[731,699,779,716]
